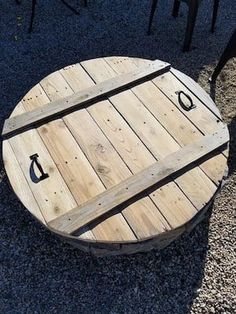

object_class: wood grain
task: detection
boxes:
[93,57,219,225]
[3,56,229,253]
[82,57,223,234]
[48,126,228,234]
[60,65,171,239]
[106,57,228,187]
[39,70,137,241]
[6,105,78,222]
[2,61,170,138]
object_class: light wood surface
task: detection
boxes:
[38,70,137,242]
[2,61,169,138]
[2,57,229,254]
[49,126,228,234]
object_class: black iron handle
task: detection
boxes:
[30,153,49,181]
[178,91,196,111]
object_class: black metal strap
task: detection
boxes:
[30,153,49,181]
[178,91,196,111]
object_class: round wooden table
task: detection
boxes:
[2,57,229,256]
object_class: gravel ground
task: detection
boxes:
[0,1,235,313]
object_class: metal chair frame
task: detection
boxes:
[148,0,220,52]
[210,29,236,83]
[15,0,87,33]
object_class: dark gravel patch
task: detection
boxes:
[0,0,235,313]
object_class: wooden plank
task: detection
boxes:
[109,89,180,159]
[152,72,222,135]
[7,105,78,222]
[42,58,227,238]
[175,168,218,209]
[65,109,132,187]
[2,61,170,138]
[19,84,104,240]
[82,57,213,229]
[86,101,183,236]
[15,85,96,240]
[3,92,94,236]
[4,56,228,251]
[131,57,222,119]
[171,69,221,119]
[150,182,197,229]
[122,197,171,239]
[90,57,219,218]
[106,57,228,186]
[40,71,137,241]
[87,100,157,172]
[109,56,221,131]
[121,67,228,184]
[67,105,171,239]
[3,140,46,225]
[38,120,106,203]
[59,68,171,239]
[62,63,189,238]
[200,152,228,184]
[129,75,229,175]
[130,79,202,147]
[48,126,228,234]
[133,65,228,184]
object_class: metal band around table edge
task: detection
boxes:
[2,61,170,139]
[48,125,229,235]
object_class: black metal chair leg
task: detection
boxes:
[211,0,219,33]
[183,0,198,52]
[172,0,180,18]
[29,0,36,33]
[210,30,236,82]
[83,0,88,7]
[147,0,158,35]
[15,0,21,4]
[60,0,80,15]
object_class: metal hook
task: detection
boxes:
[30,153,49,181]
[178,91,196,111]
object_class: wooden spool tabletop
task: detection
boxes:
[2,57,229,256]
